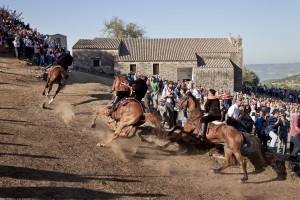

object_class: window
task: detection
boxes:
[130,64,136,73]
[55,38,61,45]
[153,63,159,75]
[93,59,100,67]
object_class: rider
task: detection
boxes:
[56,49,73,80]
[43,48,73,80]
[106,72,148,116]
[198,89,221,141]
[107,71,130,110]
[226,98,243,130]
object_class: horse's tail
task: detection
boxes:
[143,113,165,139]
[242,132,267,165]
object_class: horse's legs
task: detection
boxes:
[98,121,126,147]
[212,146,233,173]
[49,83,62,104]
[106,118,116,130]
[233,150,248,181]
[119,125,134,137]
[42,79,50,96]
[47,81,54,97]
[91,109,101,128]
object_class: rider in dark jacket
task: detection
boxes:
[107,74,148,116]
[199,89,221,141]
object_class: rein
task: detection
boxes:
[113,76,135,96]
[180,96,202,126]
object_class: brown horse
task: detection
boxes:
[42,66,66,104]
[92,75,164,147]
[166,92,265,182]
[91,75,131,129]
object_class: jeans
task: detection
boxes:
[277,132,287,154]
[40,55,45,66]
[269,130,278,148]
[290,136,295,154]
[14,47,20,59]
[181,111,188,126]
[143,94,151,113]
[291,134,300,157]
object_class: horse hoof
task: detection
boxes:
[42,92,45,96]
[49,98,54,104]
[91,123,96,128]
[96,143,105,147]
[210,169,219,174]
[239,177,248,183]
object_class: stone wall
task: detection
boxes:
[72,49,117,75]
[195,67,234,92]
[115,61,196,81]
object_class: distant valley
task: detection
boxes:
[246,63,300,81]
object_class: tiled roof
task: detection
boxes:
[117,38,237,62]
[198,58,234,68]
[73,38,238,61]
[73,38,120,49]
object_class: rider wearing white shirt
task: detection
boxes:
[227,103,241,119]
[227,98,243,130]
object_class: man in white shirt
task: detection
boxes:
[227,98,243,130]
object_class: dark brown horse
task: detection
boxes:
[92,75,164,147]
[166,92,265,182]
[42,66,66,104]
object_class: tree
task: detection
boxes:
[103,17,145,38]
[242,66,260,86]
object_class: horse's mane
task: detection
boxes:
[186,92,197,102]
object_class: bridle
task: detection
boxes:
[111,76,134,95]
[178,95,202,126]
[177,96,189,110]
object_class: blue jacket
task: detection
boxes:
[267,115,279,132]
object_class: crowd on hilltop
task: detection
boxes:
[0,8,64,66]
[123,72,300,160]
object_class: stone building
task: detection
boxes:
[72,35,243,91]
[46,34,68,50]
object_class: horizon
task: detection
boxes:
[2,0,300,65]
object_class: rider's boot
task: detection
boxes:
[200,122,207,142]
[106,96,119,116]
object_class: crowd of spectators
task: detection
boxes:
[0,8,64,66]
[125,72,300,161]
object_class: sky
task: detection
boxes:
[2,0,300,65]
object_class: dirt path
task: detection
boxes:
[0,56,299,199]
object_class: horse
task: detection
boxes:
[166,92,265,182]
[91,74,131,129]
[92,75,164,147]
[42,66,67,104]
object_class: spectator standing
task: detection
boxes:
[256,110,268,151]
[277,113,289,154]
[289,109,300,162]
[290,107,300,154]
[12,36,21,59]
[39,44,45,66]
[143,79,152,113]
[266,109,281,153]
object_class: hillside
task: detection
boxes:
[246,63,300,81]
[261,74,300,90]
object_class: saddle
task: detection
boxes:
[115,97,146,112]
[207,121,225,135]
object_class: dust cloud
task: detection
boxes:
[55,102,75,124]
[94,124,128,162]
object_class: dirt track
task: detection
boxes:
[1,56,300,199]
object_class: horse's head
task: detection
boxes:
[111,75,128,93]
[176,95,189,111]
